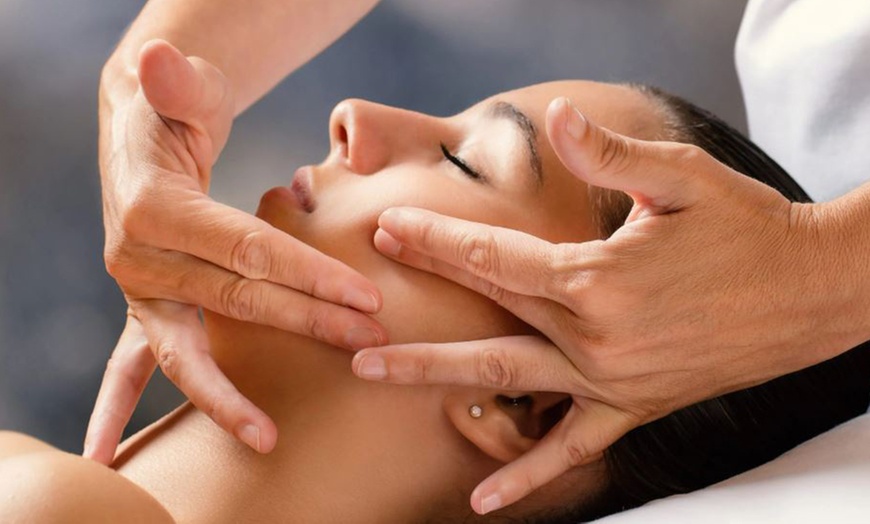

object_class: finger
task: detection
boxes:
[83,314,156,464]
[352,336,588,393]
[137,39,234,171]
[545,96,716,213]
[133,299,278,453]
[470,400,636,515]
[130,248,387,350]
[375,207,586,303]
[130,197,383,315]
[138,40,232,133]
[374,227,567,334]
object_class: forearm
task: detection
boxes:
[100,0,380,114]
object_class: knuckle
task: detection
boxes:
[519,469,539,498]
[155,343,180,382]
[669,144,715,183]
[416,219,438,251]
[412,350,437,383]
[596,131,632,174]
[479,279,507,303]
[221,279,262,322]
[302,307,329,341]
[205,394,227,426]
[103,241,133,280]
[295,270,319,297]
[543,244,596,303]
[673,143,708,166]
[563,440,590,468]
[477,347,514,389]
[231,231,271,280]
[550,269,594,306]
[458,231,499,279]
[118,188,159,241]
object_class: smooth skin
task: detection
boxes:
[90,0,383,465]
[93,0,870,515]
[0,432,174,523]
[352,100,870,513]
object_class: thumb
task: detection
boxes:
[545,96,713,215]
[469,400,637,515]
[137,39,234,158]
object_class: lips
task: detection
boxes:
[291,166,316,213]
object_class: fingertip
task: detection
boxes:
[470,484,504,515]
[352,351,388,381]
[546,96,586,139]
[81,439,95,460]
[137,38,170,63]
[545,96,571,127]
[82,438,115,465]
[342,287,382,313]
[138,38,184,80]
[138,39,195,116]
[376,207,404,231]
[258,418,279,454]
[236,417,278,454]
[377,206,426,233]
[373,228,402,257]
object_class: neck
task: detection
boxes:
[113,318,480,523]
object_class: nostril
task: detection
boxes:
[338,124,348,146]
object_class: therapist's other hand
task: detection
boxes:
[85,40,387,464]
[352,98,844,514]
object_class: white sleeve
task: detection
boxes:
[735,0,870,202]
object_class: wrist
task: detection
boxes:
[802,186,870,348]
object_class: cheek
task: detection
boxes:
[258,173,533,344]
[272,171,513,275]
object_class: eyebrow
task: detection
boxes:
[485,101,544,188]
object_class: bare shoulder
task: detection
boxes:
[0,430,56,460]
[0,431,174,524]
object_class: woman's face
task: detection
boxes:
[254,81,664,344]
[201,81,666,521]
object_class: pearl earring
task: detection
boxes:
[469,405,483,419]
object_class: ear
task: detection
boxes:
[443,390,571,463]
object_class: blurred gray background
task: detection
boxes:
[0,0,748,452]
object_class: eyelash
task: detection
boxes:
[440,142,484,182]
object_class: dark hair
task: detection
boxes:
[529,85,870,523]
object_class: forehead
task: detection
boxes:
[465,81,666,244]
[492,80,665,140]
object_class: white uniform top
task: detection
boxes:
[736,0,870,202]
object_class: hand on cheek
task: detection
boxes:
[353,97,833,513]
[88,40,388,464]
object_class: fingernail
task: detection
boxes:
[564,98,587,141]
[345,327,381,350]
[378,207,418,230]
[82,440,92,458]
[239,424,261,453]
[374,228,402,257]
[343,288,379,313]
[356,354,388,380]
[479,493,503,514]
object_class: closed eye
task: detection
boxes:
[440,142,486,183]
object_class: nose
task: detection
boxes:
[328,99,427,175]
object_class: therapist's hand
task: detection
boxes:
[351,98,854,514]
[85,40,387,464]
